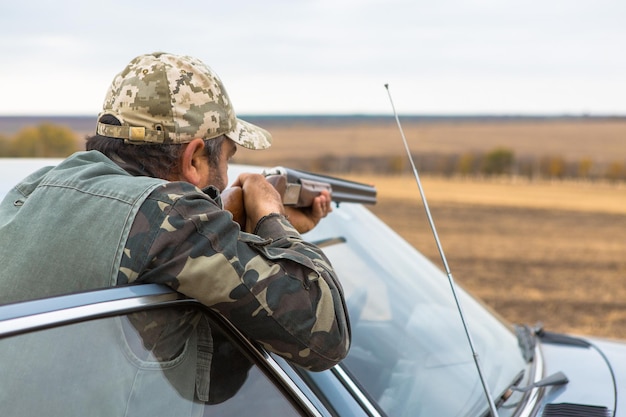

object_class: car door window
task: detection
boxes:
[0,305,303,417]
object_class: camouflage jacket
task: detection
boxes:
[117,173,350,372]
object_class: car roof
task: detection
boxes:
[0,158,64,198]
[0,157,265,200]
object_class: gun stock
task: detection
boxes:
[263,166,377,207]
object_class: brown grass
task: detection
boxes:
[347,175,626,215]
[236,119,626,164]
[361,176,626,339]
[355,178,626,338]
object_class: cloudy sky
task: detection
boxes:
[1,0,625,116]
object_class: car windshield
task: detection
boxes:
[304,203,528,416]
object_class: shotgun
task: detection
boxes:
[262,166,377,207]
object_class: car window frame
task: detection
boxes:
[0,283,325,417]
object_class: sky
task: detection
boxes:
[1,0,625,116]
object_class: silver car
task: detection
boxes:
[0,159,623,416]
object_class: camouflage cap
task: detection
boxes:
[96,52,272,150]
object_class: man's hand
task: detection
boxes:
[229,173,285,233]
[221,186,246,229]
[224,174,332,234]
[284,190,332,234]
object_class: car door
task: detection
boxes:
[0,284,327,417]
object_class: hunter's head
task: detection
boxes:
[87,52,272,190]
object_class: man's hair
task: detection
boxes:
[86,114,225,179]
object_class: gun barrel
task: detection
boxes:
[267,166,377,205]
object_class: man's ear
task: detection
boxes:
[179,138,207,186]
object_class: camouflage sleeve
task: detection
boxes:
[119,181,350,371]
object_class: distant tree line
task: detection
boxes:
[0,123,80,157]
[265,147,626,183]
[2,123,625,182]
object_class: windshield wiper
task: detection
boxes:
[500,323,569,411]
[496,369,569,413]
[495,371,524,410]
[510,371,569,392]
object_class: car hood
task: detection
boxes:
[534,331,625,416]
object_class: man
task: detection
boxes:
[0,52,350,404]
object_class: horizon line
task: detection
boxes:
[1,112,625,119]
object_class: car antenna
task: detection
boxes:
[384,84,500,417]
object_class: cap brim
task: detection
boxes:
[225,118,272,150]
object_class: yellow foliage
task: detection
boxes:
[4,123,79,157]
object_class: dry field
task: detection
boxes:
[235,118,626,164]
[356,176,626,339]
[234,118,626,339]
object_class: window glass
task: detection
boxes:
[0,306,303,417]
[304,204,528,416]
